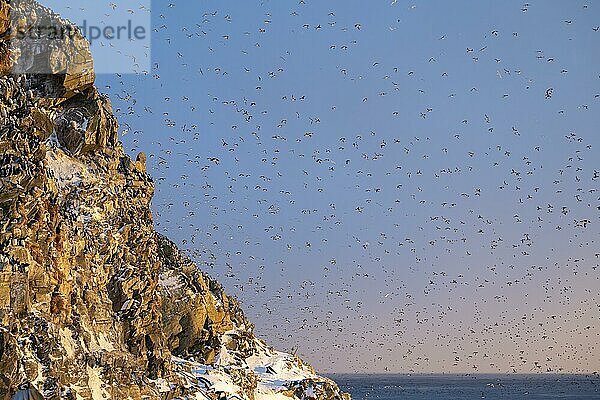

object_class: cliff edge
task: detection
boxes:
[0,1,349,399]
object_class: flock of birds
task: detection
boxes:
[86,1,600,374]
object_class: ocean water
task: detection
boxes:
[328,374,600,400]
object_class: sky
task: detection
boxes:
[53,0,600,373]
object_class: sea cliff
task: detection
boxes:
[0,1,349,399]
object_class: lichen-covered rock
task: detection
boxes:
[158,235,253,363]
[0,1,349,400]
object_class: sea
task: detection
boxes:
[327,374,600,400]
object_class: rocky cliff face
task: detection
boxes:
[0,1,349,399]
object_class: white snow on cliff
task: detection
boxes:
[169,330,336,400]
[45,148,92,189]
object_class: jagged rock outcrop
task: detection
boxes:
[0,1,349,399]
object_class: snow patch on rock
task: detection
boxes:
[45,149,93,188]
[169,330,335,400]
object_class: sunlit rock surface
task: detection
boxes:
[0,1,349,399]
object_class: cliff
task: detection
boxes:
[0,1,349,399]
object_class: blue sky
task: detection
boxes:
[64,0,600,373]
